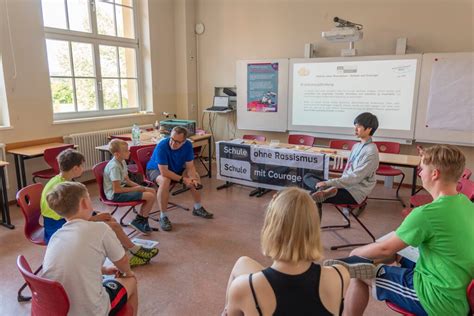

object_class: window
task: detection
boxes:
[42,0,141,120]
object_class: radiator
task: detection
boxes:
[0,143,8,189]
[64,125,152,170]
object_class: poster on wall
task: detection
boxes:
[247,63,279,112]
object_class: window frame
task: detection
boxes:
[42,0,143,121]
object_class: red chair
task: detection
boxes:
[288,134,315,146]
[387,279,474,316]
[410,168,473,207]
[32,144,75,183]
[321,198,375,250]
[92,161,146,227]
[128,144,156,175]
[329,139,358,173]
[17,255,133,316]
[136,147,189,214]
[371,142,406,207]
[16,183,47,302]
[458,178,474,201]
[243,135,267,142]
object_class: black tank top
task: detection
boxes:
[249,263,344,316]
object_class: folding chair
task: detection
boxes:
[321,198,376,250]
[17,255,133,316]
[288,134,315,146]
[370,142,406,207]
[329,139,357,174]
[92,161,146,227]
[32,144,75,183]
[16,183,46,302]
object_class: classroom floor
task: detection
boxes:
[0,166,405,315]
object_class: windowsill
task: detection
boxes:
[0,126,13,131]
[53,112,156,125]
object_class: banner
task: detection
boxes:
[247,63,279,112]
[216,141,329,191]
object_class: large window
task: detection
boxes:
[42,0,141,120]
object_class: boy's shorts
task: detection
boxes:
[103,280,128,316]
[44,217,67,244]
[374,258,427,316]
[112,191,143,202]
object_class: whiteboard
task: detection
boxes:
[236,59,289,132]
[288,55,422,141]
[415,52,474,146]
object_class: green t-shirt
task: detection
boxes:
[396,194,474,316]
[40,174,66,220]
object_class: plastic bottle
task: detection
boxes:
[131,124,140,145]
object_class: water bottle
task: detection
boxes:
[131,124,140,145]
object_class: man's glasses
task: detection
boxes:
[170,137,184,145]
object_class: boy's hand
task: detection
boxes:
[102,266,118,275]
[116,270,136,278]
[90,213,112,222]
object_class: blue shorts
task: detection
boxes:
[112,191,143,202]
[374,258,427,316]
[44,217,67,244]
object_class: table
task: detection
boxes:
[0,161,14,229]
[97,133,213,178]
[238,140,421,195]
[8,142,73,191]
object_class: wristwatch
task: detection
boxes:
[179,176,184,184]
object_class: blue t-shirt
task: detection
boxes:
[146,138,194,174]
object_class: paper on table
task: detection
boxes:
[377,231,419,263]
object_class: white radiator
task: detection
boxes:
[0,143,8,189]
[64,125,152,170]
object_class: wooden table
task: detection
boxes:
[8,142,73,191]
[0,161,14,229]
[97,133,213,178]
[241,140,421,195]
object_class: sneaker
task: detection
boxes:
[312,187,338,203]
[193,206,213,219]
[133,246,159,260]
[323,256,377,279]
[129,217,151,235]
[159,216,172,231]
[129,254,149,268]
[142,218,154,233]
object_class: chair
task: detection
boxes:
[321,198,376,250]
[288,134,315,146]
[16,183,47,302]
[386,279,474,316]
[135,147,189,216]
[17,255,133,316]
[329,139,358,173]
[193,145,210,177]
[92,161,145,227]
[128,144,156,175]
[243,134,266,142]
[370,142,406,207]
[410,168,472,207]
[32,144,75,183]
[243,135,271,197]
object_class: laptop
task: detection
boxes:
[206,96,231,111]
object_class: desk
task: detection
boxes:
[240,140,421,195]
[8,142,73,190]
[97,133,213,178]
[0,161,14,229]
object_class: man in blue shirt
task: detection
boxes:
[146,126,213,231]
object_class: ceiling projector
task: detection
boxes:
[322,27,363,42]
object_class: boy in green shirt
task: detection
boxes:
[41,149,158,267]
[327,144,473,316]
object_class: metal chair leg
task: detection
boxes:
[18,265,43,302]
[119,206,136,227]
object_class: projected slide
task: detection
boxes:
[292,59,418,130]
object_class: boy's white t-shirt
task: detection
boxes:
[42,219,125,316]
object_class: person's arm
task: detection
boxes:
[325,152,378,188]
[226,275,247,316]
[351,234,408,260]
[158,164,182,182]
[112,254,134,277]
[184,160,200,187]
[112,180,145,193]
